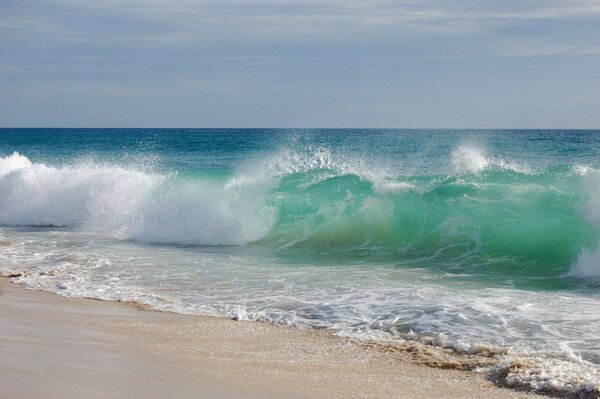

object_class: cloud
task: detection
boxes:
[4,0,600,50]
[1,0,589,58]
[1,0,600,127]
[44,0,600,26]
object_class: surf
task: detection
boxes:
[1,146,600,281]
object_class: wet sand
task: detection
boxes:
[0,278,544,399]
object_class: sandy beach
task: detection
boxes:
[0,277,545,399]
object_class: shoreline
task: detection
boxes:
[0,277,546,399]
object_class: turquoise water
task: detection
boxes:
[1,129,600,395]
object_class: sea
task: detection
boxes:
[1,129,599,396]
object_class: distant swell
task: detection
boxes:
[1,149,600,278]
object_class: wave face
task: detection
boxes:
[1,146,599,283]
[2,129,600,396]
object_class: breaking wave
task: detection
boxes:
[0,146,600,279]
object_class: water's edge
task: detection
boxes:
[1,274,595,399]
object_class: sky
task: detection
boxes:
[1,0,600,128]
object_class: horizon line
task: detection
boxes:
[1,127,599,131]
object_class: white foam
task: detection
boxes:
[0,152,32,176]
[451,144,533,175]
[0,153,275,245]
[494,355,600,396]
[571,248,600,278]
[373,181,416,194]
[452,144,489,174]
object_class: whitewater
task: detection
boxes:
[1,129,600,397]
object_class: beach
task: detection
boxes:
[0,277,545,399]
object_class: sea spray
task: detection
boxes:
[0,152,275,244]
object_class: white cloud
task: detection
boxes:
[1,0,597,48]
[44,0,600,23]
[2,0,600,128]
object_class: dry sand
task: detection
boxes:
[0,278,545,399]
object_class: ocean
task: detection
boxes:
[1,128,599,396]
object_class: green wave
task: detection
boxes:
[258,166,598,285]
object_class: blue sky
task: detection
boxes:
[1,0,600,128]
